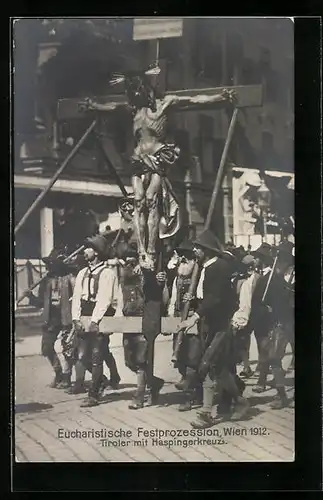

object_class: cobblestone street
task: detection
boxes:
[15,330,294,463]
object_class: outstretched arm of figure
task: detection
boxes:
[78,97,130,113]
[164,88,236,110]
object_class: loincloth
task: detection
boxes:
[131,144,180,177]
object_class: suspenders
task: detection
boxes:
[81,263,106,302]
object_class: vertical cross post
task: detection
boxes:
[142,248,163,396]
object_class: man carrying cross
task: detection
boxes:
[82,65,235,272]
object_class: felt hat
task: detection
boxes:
[42,247,72,276]
[84,234,109,257]
[42,247,67,265]
[193,230,224,255]
[276,240,294,263]
[241,254,256,267]
[252,242,275,265]
[175,239,195,255]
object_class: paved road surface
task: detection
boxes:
[15,331,294,463]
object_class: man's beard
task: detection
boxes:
[178,260,195,277]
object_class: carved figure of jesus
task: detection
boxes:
[83,71,235,271]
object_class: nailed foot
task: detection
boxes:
[139,252,156,271]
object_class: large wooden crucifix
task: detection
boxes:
[15,83,262,403]
[56,84,262,272]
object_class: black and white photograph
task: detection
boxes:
[13,17,295,463]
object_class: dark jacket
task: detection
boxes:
[29,275,73,328]
[251,271,293,333]
[196,257,234,334]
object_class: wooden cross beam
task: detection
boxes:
[56,84,263,121]
[80,316,198,335]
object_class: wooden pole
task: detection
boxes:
[205,107,239,230]
[94,134,129,198]
[184,168,193,227]
[142,248,163,400]
[261,252,278,303]
[14,119,97,235]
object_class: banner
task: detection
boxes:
[133,18,183,40]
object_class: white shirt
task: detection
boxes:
[232,273,256,329]
[168,277,178,316]
[72,262,119,324]
[196,256,218,300]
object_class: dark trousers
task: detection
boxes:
[123,333,148,373]
[77,302,120,397]
[76,332,119,397]
[41,324,62,374]
[123,333,163,403]
[255,324,289,387]
[90,332,106,398]
[254,326,271,384]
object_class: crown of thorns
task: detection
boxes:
[109,63,161,86]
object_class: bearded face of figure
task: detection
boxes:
[126,76,156,111]
[177,253,195,277]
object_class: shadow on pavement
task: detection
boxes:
[231,406,263,422]
[247,395,278,406]
[99,390,136,405]
[15,402,53,414]
[155,390,184,407]
[98,385,181,407]
[82,381,136,390]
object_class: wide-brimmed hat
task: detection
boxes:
[175,239,195,256]
[241,254,256,267]
[84,234,109,257]
[42,247,67,265]
[277,240,294,263]
[193,230,224,255]
[252,242,275,265]
[42,247,73,276]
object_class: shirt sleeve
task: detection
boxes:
[167,278,177,315]
[232,277,253,328]
[114,283,124,316]
[71,269,85,321]
[91,268,115,324]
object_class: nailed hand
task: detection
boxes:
[89,321,100,334]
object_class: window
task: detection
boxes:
[241,58,261,85]
[193,19,223,85]
[159,39,180,91]
[227,33,244,84]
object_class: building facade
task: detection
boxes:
[14,18,294,284]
